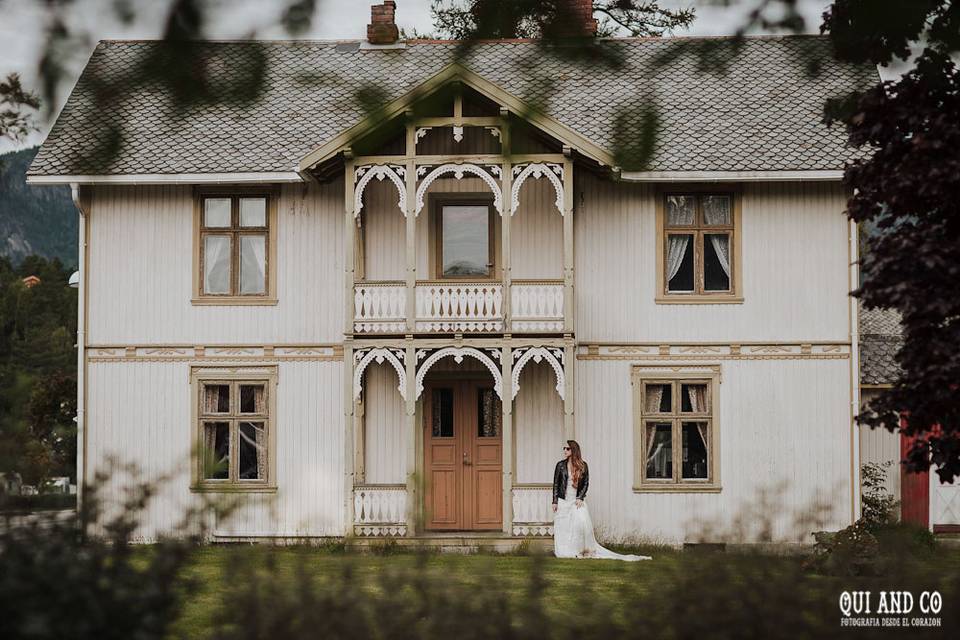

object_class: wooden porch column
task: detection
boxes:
[343,155,357,534]
[562,154,576,440]
[405,119,417,332]
[501,343,513,535]
[404,341,418,536]
[500,110,512,332]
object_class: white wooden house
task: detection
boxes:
[27,6,881,544]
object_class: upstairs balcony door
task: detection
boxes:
[423,379,503,531]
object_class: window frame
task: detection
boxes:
[193,187,279,305]
[632,367,721,493]
[190,366,278,492]
[655,187,743,304]
[430,194,499,281]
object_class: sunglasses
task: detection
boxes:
[562,446,571,451]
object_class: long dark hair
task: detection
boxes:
[567,440,586,488]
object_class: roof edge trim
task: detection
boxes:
[26,172,304,186]
[619,169,844,182]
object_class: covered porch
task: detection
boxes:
[347,339,573,538]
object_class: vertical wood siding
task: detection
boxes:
[87,360,344,539]
[511,179,564,280]
[87,182,344,345]
[859,389,901,501]
[362,363,407,484]
[514,362,564,483]
[574,174,850,342]
[575,357,853,543]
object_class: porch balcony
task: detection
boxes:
[352,484,554,538]
[353,280,564,334]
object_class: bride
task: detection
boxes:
[552,440,651,561]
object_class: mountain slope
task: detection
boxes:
[0,147,76,268]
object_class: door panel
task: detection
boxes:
[424,380,502,531]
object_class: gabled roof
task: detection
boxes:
[28,35,877,179]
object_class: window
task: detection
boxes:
[191,367,277,491]
[194,190,277,304]
[633,368,720,491]
[434,200,495,279]
[657,192,741,303]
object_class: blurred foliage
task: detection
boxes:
[822,1,960,482]
[0,73,39,143]
[861,461,899,527]
[0,470,202,640]
[0,256,77,486]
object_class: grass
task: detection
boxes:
[171,543,680,638]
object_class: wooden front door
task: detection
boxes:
[424,380,503,531]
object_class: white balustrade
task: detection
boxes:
[354,485,407,537]
[415,282,503,332]
[354,283,406,333]
[511,485,554,537]
[511,281,564,332]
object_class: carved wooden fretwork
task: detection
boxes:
[415,163,504,216]
[414,347,503,399]
[353,347,407,400]
[415,127,431,144]
[353,485,407,536]
[485,126,501,140]
[354,164,406,218]
[452,125,464,142]
[511,347,565,401]
[510,163,564,216]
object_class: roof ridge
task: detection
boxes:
[95,33,831,46]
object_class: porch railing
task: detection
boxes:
[511,484,554,537]
[511,281,564,332]
[415,281,504,333]
[352,280,564,334]
[353,484,407,537]
[354,282,406,334]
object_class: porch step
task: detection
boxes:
[347,534,553,554]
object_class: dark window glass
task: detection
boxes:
[441,205,490,277]
[238,422,264,480]
[682,422,709,479]
[432,388,454,437]
[667,234,694,292]
[645,423,673,479]
[477,388,501,437]
[203,422,230,479]
[239,384,265,414]
[204,384,230,413]
[680,384,708,413]
[704,233,731,291]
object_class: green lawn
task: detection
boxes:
[170,542,960,638]
[172,544,679,637]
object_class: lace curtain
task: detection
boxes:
[703,197,731,278]
[666,196,695,285]
[645,384,665,413]
[686,384,708,413]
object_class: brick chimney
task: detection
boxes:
[564,0,598,37]
[367,1,399,45]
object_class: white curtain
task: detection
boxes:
[240,235,266,294]
[203,235,231,293]
[666,236,690,284]
[702,197,732,280]
[709,235,731,278]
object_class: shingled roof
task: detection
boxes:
[28,35,877,177]
[860,304,903,386]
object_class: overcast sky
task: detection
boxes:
[0,0,834,152]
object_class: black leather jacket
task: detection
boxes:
[552,459,589,504]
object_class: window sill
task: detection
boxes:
[190,484,278,494]
[655,296,743,305]
[633,484,722,494]
[191,297,278,306]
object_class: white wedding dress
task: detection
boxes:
[553,477,651,561]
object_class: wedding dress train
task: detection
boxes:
[553,478,651,561]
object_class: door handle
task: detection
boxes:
[463,452,472,466]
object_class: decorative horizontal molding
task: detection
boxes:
[578,342,850,361]
[618,169,844,182]
[27,172,303,185]
[88,344,342,362]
